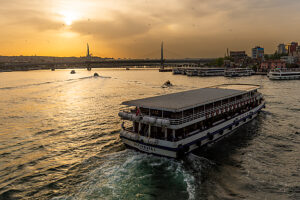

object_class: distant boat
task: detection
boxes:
[268,68,300,80]
[94,72,99,77]
[224,68,254,77]
[162,80,173,88]
[126,67,130,70]
[51,68,55,71]
[70,70,76,74]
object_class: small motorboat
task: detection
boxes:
[126,67,130,70]
[70,70,76,74]
[94,73,99,77]
[162,80,173,88]
[51,68,55,71]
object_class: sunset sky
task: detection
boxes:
[0,0,300,58]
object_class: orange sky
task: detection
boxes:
[0,0,299,58]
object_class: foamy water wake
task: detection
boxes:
[53,150,200,200]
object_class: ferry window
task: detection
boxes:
[163,111,172,118]
[214,101,221,107]
[183,108,193,117]
[167,129,173,141]
[205,103,213,110]
[236,95,243,100]
[171,112,182,119]
[140,107,149,115]
[222,99,228,104]
[194,106,204,113]
[154,127,164,139]
[175,128,184,140]
[229,97,235,102]
[134,122,139,132]
[150,109,162,117]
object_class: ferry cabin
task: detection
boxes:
[119,84,265,158]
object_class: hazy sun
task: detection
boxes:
[60,10,79,26]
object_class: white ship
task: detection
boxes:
[198,68,225,76]
[118,84,265,158]
[268,68,300,80]
[224,68,254,77]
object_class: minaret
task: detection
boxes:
[86,43,90,58]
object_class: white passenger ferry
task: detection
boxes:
[268,68,300,80]
[224,68,254,77]
[118,84,265,158]
[186,68,198,76]
[198,68,225,76]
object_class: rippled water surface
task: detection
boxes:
[0,69,299,200]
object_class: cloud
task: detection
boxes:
[1,0,300,57]
[0,8,63,31]
[71,12,151,39]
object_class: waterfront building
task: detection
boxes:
[281,56,297,64]
[260,60,286,71]
[277,44,287,54]
[288,42,298,56]
[252,46,264,60]
[230,51,247,58]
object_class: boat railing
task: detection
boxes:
[121,94,262,126]
[169,93,261,125]
[270,68,300,73]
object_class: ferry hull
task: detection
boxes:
[120,102,265,158]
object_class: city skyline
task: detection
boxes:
[1,0,300,58]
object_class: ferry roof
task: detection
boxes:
[122,84,260,112]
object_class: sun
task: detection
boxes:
[60,10,79,26]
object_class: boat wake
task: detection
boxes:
[52,150,199,200]
[0,75,111,90]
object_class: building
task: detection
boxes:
[260,60,286,71]
[252,46,264,59]
[230,51,247,58]
[277,44,287,54]
[288,42,298,56]
[281,56,297,64]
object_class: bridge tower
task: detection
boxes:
[160,41,164,70]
